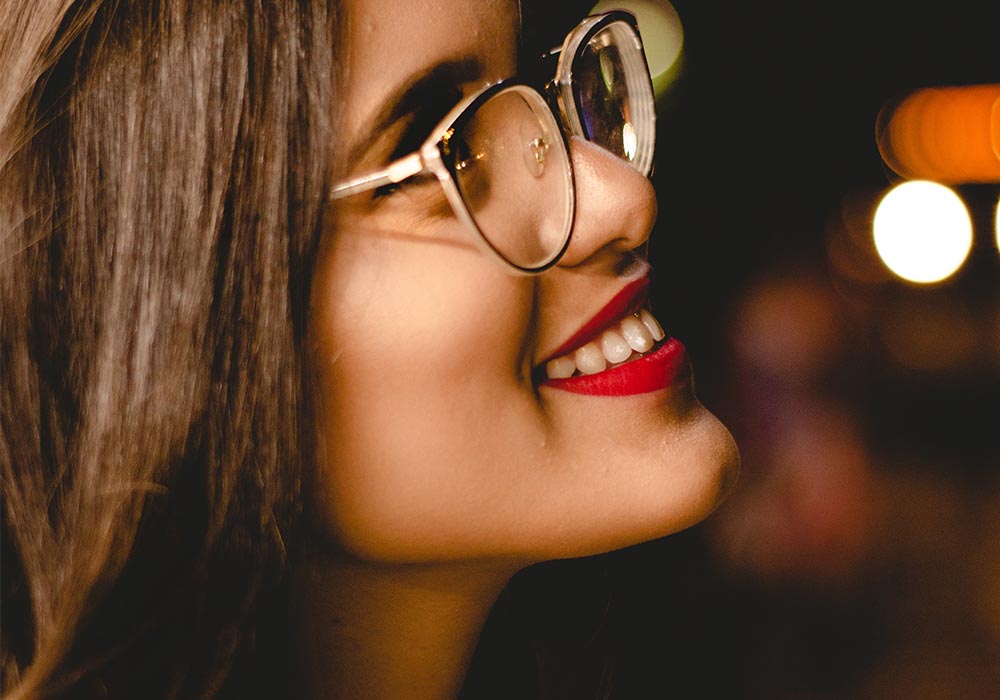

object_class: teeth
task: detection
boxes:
[620,315,654,353]
[545,355,576,379]
[543,309,667,380]
[601,328,633,364]
[640,309,665,341]
[574,343,607,375]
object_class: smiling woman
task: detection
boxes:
[0,2,737,699]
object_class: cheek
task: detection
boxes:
[315,225,536,386]
[307,227,540,561]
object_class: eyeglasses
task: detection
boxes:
[329,11,656,274]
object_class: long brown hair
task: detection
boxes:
[1,2,338,697]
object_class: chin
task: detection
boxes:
[676,405,741,524]
[539,400,740,562]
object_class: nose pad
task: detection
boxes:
[520,112,551,179]
[557,135,657,268]
[524,136,549,178]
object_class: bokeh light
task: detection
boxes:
[873,181,973,284]
[591,0,684,98]
[876,84,1000,184]
[995,195,1000,253]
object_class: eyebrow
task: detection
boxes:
[344,56,486,167]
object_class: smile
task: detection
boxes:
[544,308,666,378]
[535,275,690,396]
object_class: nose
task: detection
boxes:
[555,135,658,269]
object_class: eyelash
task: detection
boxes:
[374,85,463,199]
[372,174,435,199]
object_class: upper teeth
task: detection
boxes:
[545,309,665,379]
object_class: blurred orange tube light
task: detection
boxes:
[877,83,1000,184]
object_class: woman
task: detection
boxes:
[0,1,738,698]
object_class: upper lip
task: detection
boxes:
[537,272,653,367]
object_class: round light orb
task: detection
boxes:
[591,0,684,98]
[873,180,973,284]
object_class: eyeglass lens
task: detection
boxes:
[445,18,651,270]
[572,21,655,176]
[449,87,573,270]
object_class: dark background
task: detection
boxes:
[468,2,1000,698]
[653,0,999,355]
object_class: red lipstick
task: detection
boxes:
[537,275,690,396]
[541,338,688,396]
[546,277,651,361]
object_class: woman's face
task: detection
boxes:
[308,0,738,564]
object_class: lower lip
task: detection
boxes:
[539,338,688,396]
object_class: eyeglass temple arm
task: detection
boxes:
[330,152,426,200]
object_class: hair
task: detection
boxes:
[1,1,338,698]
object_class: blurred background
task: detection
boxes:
[467,1,1000,698]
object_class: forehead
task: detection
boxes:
[339,0,521,138]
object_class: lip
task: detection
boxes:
[535,269,690,397]
[541,338,689,396]
[542,275,652,364]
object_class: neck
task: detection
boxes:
[292,545,516,700]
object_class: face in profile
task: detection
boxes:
[307,0,738,566]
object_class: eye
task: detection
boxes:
[388,84,463,162]
[451,134,481,173]
[372,172,437,199]
[372,84,464,201]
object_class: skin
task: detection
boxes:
[295,1,740,697]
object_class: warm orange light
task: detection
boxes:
[877,83,1000,183]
